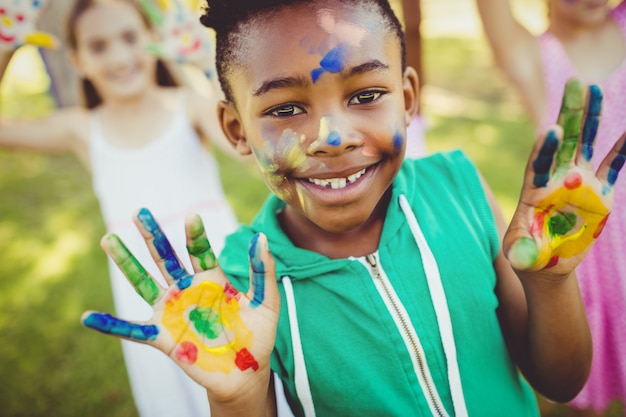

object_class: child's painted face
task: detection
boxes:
[72,1,158,102]
[548,0,610,25]
[221,1,417,234]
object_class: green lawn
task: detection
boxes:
[0,36,621,417]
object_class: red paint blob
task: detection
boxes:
[564,173,583,189]
[176,341,198,365]
[594,215,610,238]
[235,348,259,372]
[224,283,239,303]
[544,256,559,269]
[166,288,184,305]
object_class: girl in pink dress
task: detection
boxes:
[475,0,626,414]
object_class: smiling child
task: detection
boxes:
[81,1,626,416]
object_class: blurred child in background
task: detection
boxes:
[474,0,626,414]
[0,0,240,415]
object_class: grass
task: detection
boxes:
[0,35,621,416]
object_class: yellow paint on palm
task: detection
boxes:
[531,179,609,268]
[162,281,253,373]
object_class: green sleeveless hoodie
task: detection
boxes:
[219,150,538,417]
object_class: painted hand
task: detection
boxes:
[140,0,217,77]
[505,79,626,274]
[0,0,59,50]
[81,209,279,396]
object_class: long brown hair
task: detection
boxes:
[66,0,178,109]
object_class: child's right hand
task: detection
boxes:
[81,208,280,403]
[0,0,59,50]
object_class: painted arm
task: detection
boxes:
[82,209,280,417]
[494,79,626,401]
[0,102,86,157]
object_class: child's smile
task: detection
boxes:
[221,0,418,240]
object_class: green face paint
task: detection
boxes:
[106,234,160,305]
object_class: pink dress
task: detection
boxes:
[539,2,626,411]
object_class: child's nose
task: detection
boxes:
[308,116,362,155]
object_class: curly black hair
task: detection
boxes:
[200,0,406,103]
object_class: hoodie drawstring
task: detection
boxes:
[282,276,316,417]
[399,194,468,417]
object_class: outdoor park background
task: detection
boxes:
[0,0,622,416]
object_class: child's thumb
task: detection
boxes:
[247,233,279,311]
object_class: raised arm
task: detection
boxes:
[82,209,280,416]
[492,79,626,401]
[474,0,545,123]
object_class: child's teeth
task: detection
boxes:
[309,168,366,189]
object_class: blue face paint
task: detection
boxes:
[393,131,404,154]
[311,44,346,82]
[137,208,192,285]
[327,131,342,146]
[533,129,560,187]
[248,233,265,309]
[581,85,603,162]
[84,313,159,341]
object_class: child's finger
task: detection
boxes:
[185,213,217,273]
[81,311,159,344]
[596,131,626,191]
[133,208,194,289]
[529,126,562,189]
[555,79,585,174]
[101,233,163,305]
[247,233,279,310]
[576,84,603,169]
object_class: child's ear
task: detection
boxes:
[402,66,420,126]
[218,100,252,155]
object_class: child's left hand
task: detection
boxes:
[0,0,59,50]
[504,79,626,275]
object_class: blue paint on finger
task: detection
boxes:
[84,313,159,341]
[533,130,559,187]
[608,141,626,186]
[137,208,192,284]
[248,233,265,309]
[582,85,603,161]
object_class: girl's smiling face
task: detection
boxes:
[220,0,418,235]
[71,1,158,102]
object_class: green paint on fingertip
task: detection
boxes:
[561,79,585,109]
[107,234,160,304]
[508,237,539,270]
[186,216,216,270]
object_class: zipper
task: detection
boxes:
[364,253,449,417]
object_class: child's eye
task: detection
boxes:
[89,40,107,53]
[266,104,305,117]
[123,31,138,45]
[349,90,384,105]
